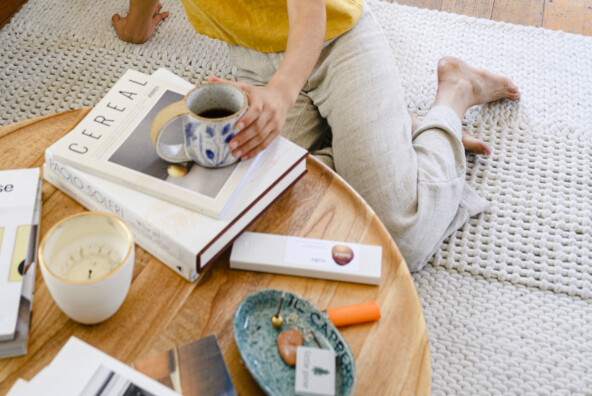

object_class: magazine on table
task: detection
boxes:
[45,69,259,219]
[0,174,41,358]
[0,168,41,343]
[14,337,179,396]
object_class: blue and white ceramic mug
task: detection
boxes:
[150,82,248,168]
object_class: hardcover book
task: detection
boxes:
[45,69,260,219]
[44,135,307,281]
[0,168,41,343]
[132,334,236,396]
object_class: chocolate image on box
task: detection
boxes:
[331,245,354,266]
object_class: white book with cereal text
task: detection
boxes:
[45,69,258,219]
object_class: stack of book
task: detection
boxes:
[43,69,308,281]
[8,335,236,395]
[0,168,42,359]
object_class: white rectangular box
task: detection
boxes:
[230,232,381,285]
[295,346,336,396]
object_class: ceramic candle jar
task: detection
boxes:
[38,212,134,324]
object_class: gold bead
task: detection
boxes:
[271,315,283,329]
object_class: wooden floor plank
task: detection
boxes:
[544,0,592,36]
[390,0,442,11]
[491,0,545,27]
[440,0,495,20]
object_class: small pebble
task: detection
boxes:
[276,329,303,366]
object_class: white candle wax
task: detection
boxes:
[50,235,127,282]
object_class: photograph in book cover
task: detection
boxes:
[108,89,241,200]
[80,365,156,396]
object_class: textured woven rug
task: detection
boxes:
[2,0,591,393]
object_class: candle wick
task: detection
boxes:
[88,269,92,279]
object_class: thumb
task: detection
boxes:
[208,75,228,83]
[208,75,250,92]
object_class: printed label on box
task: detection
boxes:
[295,346,336,396]
[285,237,360,273]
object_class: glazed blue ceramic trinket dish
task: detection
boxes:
[233,288,356,396]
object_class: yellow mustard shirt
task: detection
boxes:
[179,0,364,53]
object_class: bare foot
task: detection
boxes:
[434,57,520,120]
[408,110,492,155]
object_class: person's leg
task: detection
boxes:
[305,6,518,271]
[408,110,493,156]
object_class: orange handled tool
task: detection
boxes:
[326,301,381,327]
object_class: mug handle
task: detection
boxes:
[150,101,191,163]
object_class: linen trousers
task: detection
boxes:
[228,4,489,272]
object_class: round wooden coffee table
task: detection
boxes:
[0,109,430,395]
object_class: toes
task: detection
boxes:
[462,131,492,156]
[506,86,521,100]
[503,78,520,100]
[479,142,492,156]
[467,142,492,156]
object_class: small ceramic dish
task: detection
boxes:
[233,289,356,396]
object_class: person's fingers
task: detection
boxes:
[231,99,262,139]
[257,130,280,155]
[234,132,265,159]
[208,75,227,83]
[208,75,254,94]
[238,126,280,159]
[152,10,168,25]
[232,113,279,159]
[112,14,126,40]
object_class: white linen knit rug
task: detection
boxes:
[2,0,591,393]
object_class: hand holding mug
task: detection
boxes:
[150,82,248,168]
[208,75,292,161]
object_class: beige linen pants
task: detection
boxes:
[228,5,488,272]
